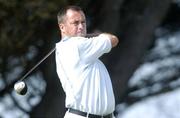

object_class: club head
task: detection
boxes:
[14,81,28,95]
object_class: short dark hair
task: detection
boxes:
[57,5,83,24]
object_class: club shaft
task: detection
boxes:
[20,47,56,81]
[19,33,100,81]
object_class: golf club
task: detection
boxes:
[20,47,56,82]
[14,47,55,95]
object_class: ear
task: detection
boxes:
[58,23,65,32]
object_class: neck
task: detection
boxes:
[61,33,100,39]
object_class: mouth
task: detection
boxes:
[77,31,85,36]
[77,30,83,33]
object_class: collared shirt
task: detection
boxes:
[55,34,115,115]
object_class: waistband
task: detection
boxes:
[68,108,113,118]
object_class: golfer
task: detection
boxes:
[55,5,119,118]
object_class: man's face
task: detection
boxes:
[60,9,87,37]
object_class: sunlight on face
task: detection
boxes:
[60,9,87,37]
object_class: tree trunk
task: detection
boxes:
[106,0,171,103]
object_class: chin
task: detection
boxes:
[77,33,86,37]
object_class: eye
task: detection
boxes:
[81,21,86,24]
[81,21,86,25]
[72,21,79,26]
[71,20,86,26]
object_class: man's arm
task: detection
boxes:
[86,32,119,47]
[100,33,119,47]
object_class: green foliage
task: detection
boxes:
[0,1,83,114]
[0,0,81,56]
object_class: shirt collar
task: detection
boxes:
[62,36,70,42]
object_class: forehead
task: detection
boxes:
[65,9,86,21]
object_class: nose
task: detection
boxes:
[78,23,84,29]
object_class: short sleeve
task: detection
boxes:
[78,35,112,63]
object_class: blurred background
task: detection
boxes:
[0,0,180,118]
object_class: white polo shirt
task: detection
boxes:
[55,34,115,115]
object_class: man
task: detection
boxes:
[56,5,119,118]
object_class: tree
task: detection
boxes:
[85,0,171,104]
[0,0,173,117]
[0,0,73,117]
